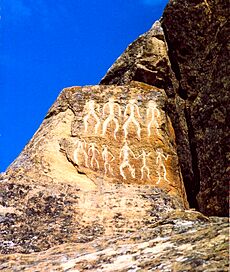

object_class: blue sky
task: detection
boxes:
[0,0,168,172]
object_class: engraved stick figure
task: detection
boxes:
[138,150,151,180]
[83,100,101,134]
[102,97,121,139]
[123,99,141,139]
[102,145,115,176]
[156,148,169,184]
[119,141,136,180]
[146,100,161,137]
[88,143,100,169]
[73,138,89,167]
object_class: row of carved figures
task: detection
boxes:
[83,98,161,139]
[73,139,169,184]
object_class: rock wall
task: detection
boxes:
[5,83,188,207]
[100,21,197,210]
[162,0,229,216]
[101,1,229,216]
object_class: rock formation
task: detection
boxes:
[101,0,229,217]
[4,83,187,206]
[0,0,229,271]
[162,0,229,217]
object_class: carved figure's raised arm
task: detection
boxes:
[130,149,136,159]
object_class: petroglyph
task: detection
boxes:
[88,143,100,169]
[156,148,169,184]
[102,97,121,139]
[146,100,161,137]
[102,145,115,176]
[73,138,89,167]
[119,141,136,180]
[123,99,141,139]
[83,100,101,134]
[73,95,177,189]
[138,150,151,180]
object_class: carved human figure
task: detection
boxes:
[102,97,121,139]
[102,145,115,176]
[123,99,141,139]
[73,138,89,167]
[88,143,100,169]
[155,148,169,184]
[146,100,161,137]
[138,150,151,180]
[119,141,136,180]
[83,100,101,134]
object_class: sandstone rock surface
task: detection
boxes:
[0,0,229,270]
[5,83,187,205]
[100,20,196,210]
[101,1,229,216]
[0,174,228,271]
[0,192,228,271]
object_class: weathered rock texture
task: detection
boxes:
[5,83,187,206]
[162,0,229,216]
[0,175,185,255]
[101,21,196,210]
[0,191,228,271]
[101,1,229,216]
[0,174,228,271]
[0,0,229,270]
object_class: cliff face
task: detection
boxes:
[162,0,229,216]
[101,0,229,216]
[0,0,229,271]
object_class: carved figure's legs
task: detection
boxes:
[123,117,141,139]
[120,161,135,180]
[102,117,119,139]
[90,156,99,169]
[84,114,100,134]
[83,115,90,133]
[141,166,150,180]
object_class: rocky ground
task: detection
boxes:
[0,174,228,271]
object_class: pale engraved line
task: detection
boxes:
[88,143,100,169]
[123,99,141,139]
[138,150,151,180]
[102,97,121,140]
[83,100,101,134]
[102,145,115,176]
[156,148,169,184]
[146,100,161,137]
[73,138,89,167]
[119,141,136,180]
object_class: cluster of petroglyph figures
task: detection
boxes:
[73,97,170,183]
[83,98,161,139]
[73,138,169,183]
